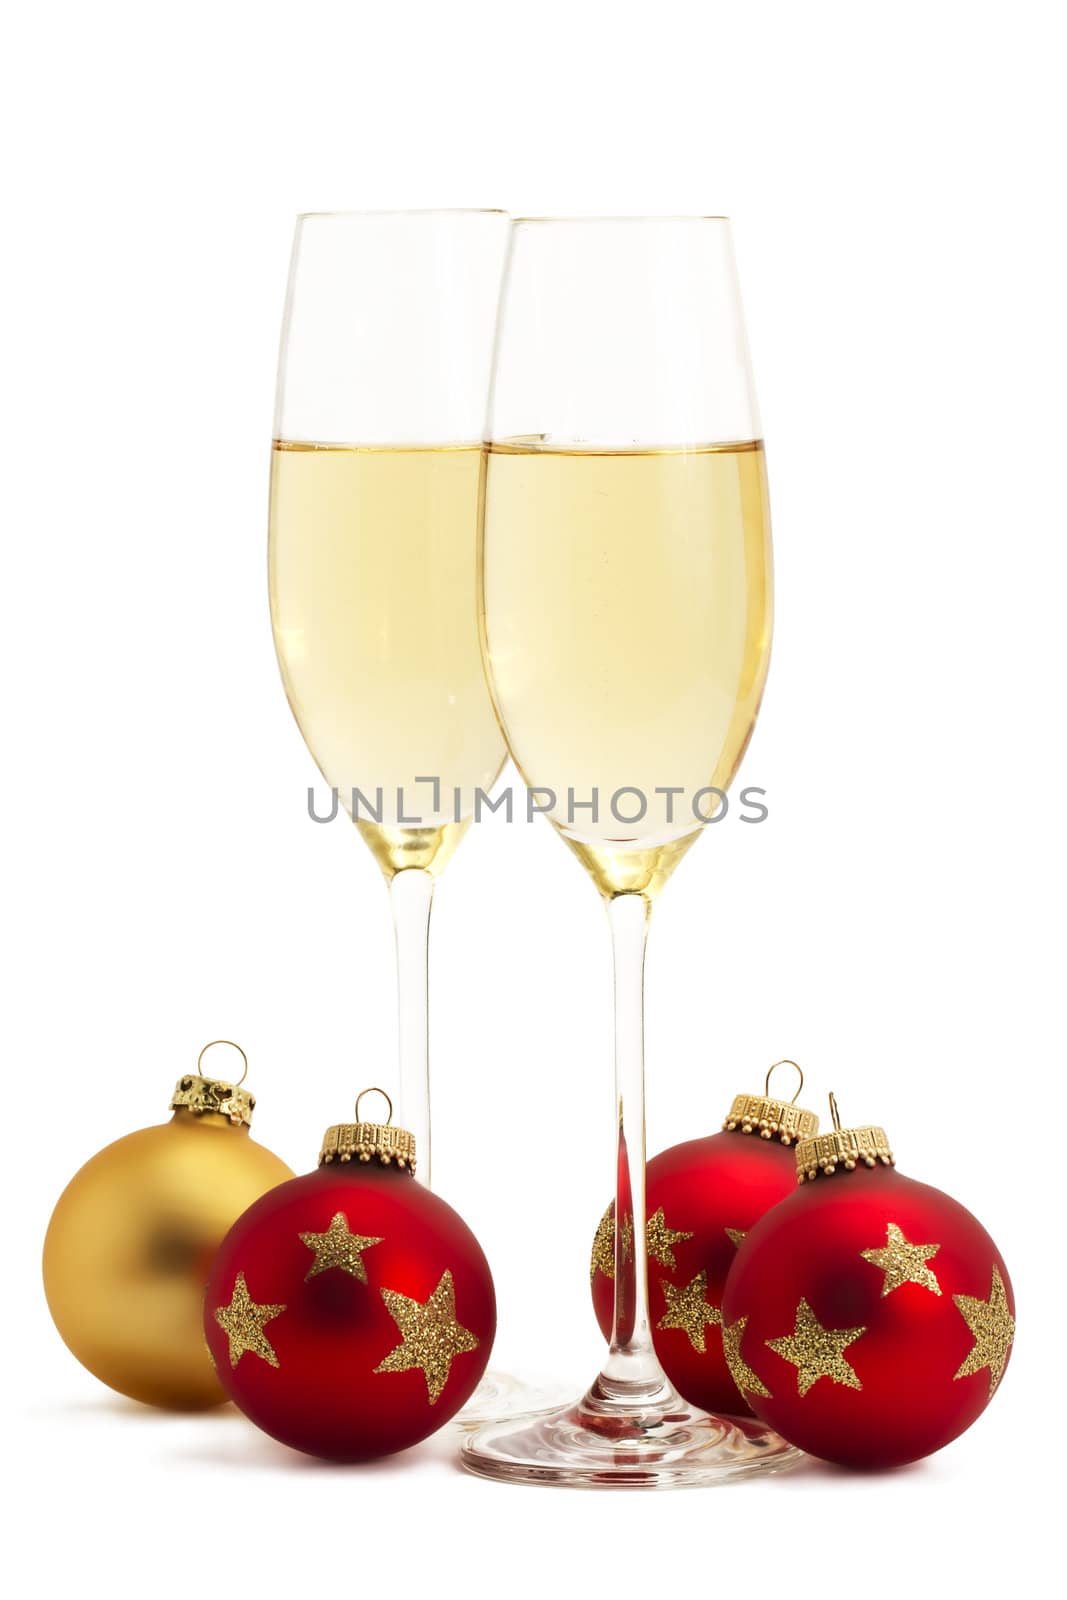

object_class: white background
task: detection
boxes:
[4,0,1063,1592]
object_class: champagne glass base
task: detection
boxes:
[460,1380,803,1488]
[454,1369,575,1429]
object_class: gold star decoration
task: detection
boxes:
[589,1203,634,1282]
[298,1212,383,1283]
[860,1222,942,1297]
[213,1272,286,1369]
[374,1270,480,1404]
[953,1265,1015,1397]
[721,1314,771,1399]
[767,1298,866,1396]
[590,1206,615,1281]
[646,1208,694,1270]
[656,1271,721,1353]
[725,1228,746,1249]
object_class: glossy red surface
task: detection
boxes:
[592,1130,799,1416]
[204,1162,495,1461]
[721,1164,1014,1467]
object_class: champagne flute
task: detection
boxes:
[268,211,509,1186]
[464,216,800,1485]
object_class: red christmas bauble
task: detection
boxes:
[720,1118,1015,1468]
[591,1073,819,1417]
[204,1113,495,1461]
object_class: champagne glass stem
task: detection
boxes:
[389,866,434,1188]
[600,890,663,1396]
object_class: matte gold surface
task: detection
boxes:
[43,1111,293,1409]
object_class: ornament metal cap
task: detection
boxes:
[722,1059,819,1146]
[318,1088,417,1175]
[795,1091,895,1182]
[170,1042,256,1128]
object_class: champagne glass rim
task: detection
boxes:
[513,214,731,225]
[295,207,509,221]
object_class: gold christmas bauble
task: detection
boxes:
[43,1051,293,1409]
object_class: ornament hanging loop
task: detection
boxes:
[355,1087,394,1126]
[765,1059,804,1105]
[197,1040,249,1087]
[723,1065,818,1145]
[828,1090,843,1131]
[173,1043,255,1126]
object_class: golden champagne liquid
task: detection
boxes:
[480,441,772,897]
[269,443,506,877]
